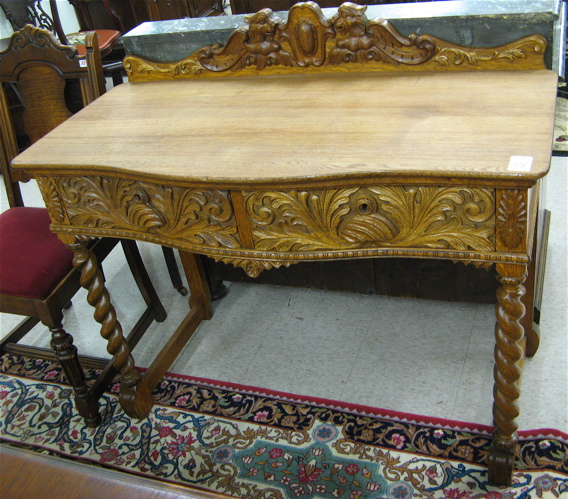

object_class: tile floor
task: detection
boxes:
[1,158,566,433]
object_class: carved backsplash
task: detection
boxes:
[124,1,547,80]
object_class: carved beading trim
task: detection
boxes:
[42,176,241,250]
[124,2,547,81]
[244,186,495,253]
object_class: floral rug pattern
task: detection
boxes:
[554,95,568,153]
[0,355,566,499]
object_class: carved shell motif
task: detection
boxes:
[496,190,527,250]
[49,176,241,249]
[245,186,495,253]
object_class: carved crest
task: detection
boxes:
[125,2,547,80]
[327,2,434,65]
[0,25,80,80]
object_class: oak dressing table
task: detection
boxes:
[10,2,558,485]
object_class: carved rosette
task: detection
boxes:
[45,176,241,249]
[244,186,495,253]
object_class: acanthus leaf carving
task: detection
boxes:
[430,36,547,67]
[52,176,241,249]
[245,186,495,253]
[37,177,66,224]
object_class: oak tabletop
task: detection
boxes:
[12,69,557,187]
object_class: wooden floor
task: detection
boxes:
[0,444,232,499]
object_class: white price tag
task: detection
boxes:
[79,59,87,68]
[507,156,533,172]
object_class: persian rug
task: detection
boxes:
[553,83,568,155]
[1,354,566,499]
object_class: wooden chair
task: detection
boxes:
[0,25,168,426]
[0,0,189,296]
[0,0,124,86]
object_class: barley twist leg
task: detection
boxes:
[488,263,527,486]
[71,241,152,419]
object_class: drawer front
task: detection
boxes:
[244,186,496,253]
[38,176,241,250]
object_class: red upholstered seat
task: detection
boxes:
[67,29,121,58]
[0,207,74,299]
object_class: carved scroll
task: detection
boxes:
[37,176,241,249]
[124,2,547,81]
[244,186,495,253]
[0,24,78,78]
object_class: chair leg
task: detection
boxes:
[162,246,188,296]
[121,240,167,322]
[49,322,102,427]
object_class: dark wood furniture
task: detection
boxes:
[229,0,421,15]
[0,444,227,499]
[11,2,557,486]
[0,2,190,294]
[145,0,224,21]
[0,0,125,85]
[0,26,169,427]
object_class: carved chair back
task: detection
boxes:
[124,1,547,81]
[0,25,105,209]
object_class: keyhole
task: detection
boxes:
[359,203,370,214]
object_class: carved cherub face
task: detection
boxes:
[245,9,280,36]
[332,3,368,39]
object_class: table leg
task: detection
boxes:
[180,251,213,320]
[121,251,215,414]
[70,241,152,420]
[522,226,540,358]
[48,320,101,427]
[488,263,527,485]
